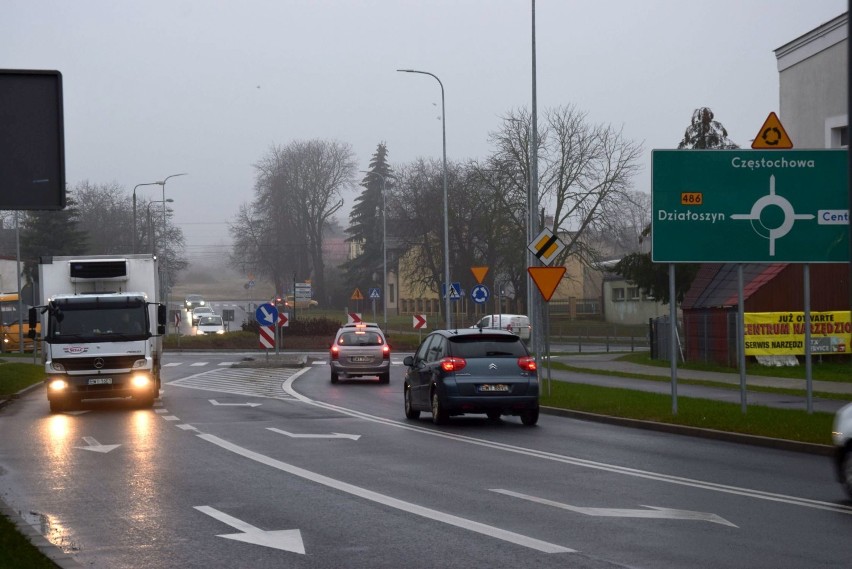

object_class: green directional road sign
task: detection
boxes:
[652,150,849,263]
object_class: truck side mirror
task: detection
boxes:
[157,304,167,335]
[27,307,37,339]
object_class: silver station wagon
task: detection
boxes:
[329,322,390,384]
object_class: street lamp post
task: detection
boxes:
[147,199,174,254]
[361,171,389,328]
[397,68,452,328]
[132,182,162,254]
[156,173,186,336]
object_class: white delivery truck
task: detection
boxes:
[30,255,166,413]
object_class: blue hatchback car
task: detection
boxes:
[403,328,539,426]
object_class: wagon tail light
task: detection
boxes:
[382,345,390,359]
[517,356,537,371]
[330,345,339,361]
[440,357,466,372]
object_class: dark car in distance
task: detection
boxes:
[403,328,539,426]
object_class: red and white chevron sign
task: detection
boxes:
[347,312,362,324]
[258,325,274,349]
[412,314,427,329]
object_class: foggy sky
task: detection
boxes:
[4,0,846,267]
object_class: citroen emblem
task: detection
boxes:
[94,357,105,369]
[489,363,497,370]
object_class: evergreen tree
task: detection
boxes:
[344,142,392,290]
[678,107,739,149]
[20,192,89,280]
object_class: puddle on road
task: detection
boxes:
[23,509,81,554]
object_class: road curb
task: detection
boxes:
[0,494,83,568]
[541,406,834,456]
[0,382,43,411]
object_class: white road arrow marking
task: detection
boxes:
[492,489,737,527]
[75,436,121,453]
[209,399,262,407]
[199,434,573,553]
[267,427,360,440]
[194,506,305,554]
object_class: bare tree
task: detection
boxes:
[74,181,134,254]
[232,139,356,301]
[540,105,644,266]
[74,180,187,287]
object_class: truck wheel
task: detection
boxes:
[330,371,339,384]
[136,391,156,409]
[49,399,66,413]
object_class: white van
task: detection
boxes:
[471,314,531,341]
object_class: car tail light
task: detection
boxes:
[517,356,536,371]
[440,357,466,372]
[382,345,390,359]
[330,345,339,360]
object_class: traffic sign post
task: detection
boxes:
[441,282,462,301]
[256,303,278,326]
[470,284,490,304]
[652,150,849,263]
[751,112,793,149]
[412,313,427,342]
[528,228,565,266]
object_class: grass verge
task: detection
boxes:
[549,360,852,402]
[540,380,834,445]
[0,362,45,397]
[0,513,57,569]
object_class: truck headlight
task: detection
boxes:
[131,375,151,388]
[131,359,148,369]
[48,379,68,391]
[49,361,66,372]
[216,329,225,335]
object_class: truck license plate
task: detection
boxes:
[88,377,112,385]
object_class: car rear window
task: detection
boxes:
[447,335,527,358]
[337,331,384,346]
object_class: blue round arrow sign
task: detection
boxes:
[471,284,490,304]
[255,302,278,325]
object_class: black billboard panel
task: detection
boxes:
[0,69,66,210]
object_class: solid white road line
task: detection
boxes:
[197,433,574,554]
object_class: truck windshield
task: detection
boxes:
[49,305,148,342]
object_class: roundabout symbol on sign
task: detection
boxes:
[471,284,490,304]
[730,175,814,257]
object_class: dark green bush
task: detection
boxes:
[241,316,343,337]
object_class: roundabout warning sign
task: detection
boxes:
[651,150,849,263]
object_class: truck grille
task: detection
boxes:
[55,355,141,372]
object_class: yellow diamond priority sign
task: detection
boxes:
[528,228,565,266]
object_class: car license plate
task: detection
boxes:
[88,377,112,385]
[478,384,509,392]
[350,356,370,363]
